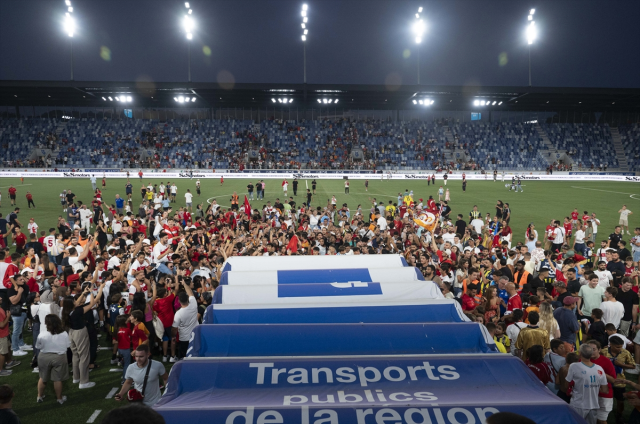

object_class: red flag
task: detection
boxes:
[286,234,299,253]
[243,195,252,216]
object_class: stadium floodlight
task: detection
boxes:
[528,14,532,21]
[412,9,426,84]
[102,97,106,101]
[178,96,184,103]
[530,8,535,15]
[430,100,435,105]
[68,6,73,12]
[271,98,276,103]
[328,99,333,103]
[492,101,496,105]
[480,100,486,106]
[192,97,196,102]
[474,100,479,106]
[323,98,328,104]
[527,21,536,45]
[418,100,423,105]
[108,96,113,101]
[188,9,192,14]
[174,97,178,102]
[499,101,503,105]
[115,96,120,101]
[317,99,321,103]
[413,100,417,105]
[127,96,132,102]
[185,2,190,8]
[334,99,338,104]
[526,10,537,86]
[64,13,75,37]
[277,98,282,103]
[65,0,70,5]
[289,98,294,103]
[183,13,195,82]
[300,4,309,84]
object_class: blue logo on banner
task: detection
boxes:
[277,282,383,298]
[276,269,372,284]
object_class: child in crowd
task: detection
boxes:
[588,308,607,347]
[557,352,580,403]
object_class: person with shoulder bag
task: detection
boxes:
[114,344,168,406]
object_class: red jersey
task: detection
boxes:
[14,233,26,249]
[8,187,16,196]
[162,225,180,241]
[117,326,132,350]
[592,355,615,399]
[546,225,555,241]
[2,263,19,289]
[526,362,553,385]
[26,193,33,200]
[153,294,176,327]
[130,322,149,350]
[571,212,578,221]
[582,214,590,222]
[507,294,522,312]
[563,223,572,237]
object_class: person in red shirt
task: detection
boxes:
[461,286,478,312]
[505,282,522,314]
[586,340,617,416]
[153,279,179,361]
[545,219,556,251]
[1,252,20,289]
[13,227,27,255]
[526,345,554,385]
[8,186,16,206]
[114,315,132,381]
[162,218,180,244]
[563,217,573,238]
[25,192,35,209]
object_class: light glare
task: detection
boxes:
[301,23,305,28]
[186,33,192,40]
[303,17,308,23]
[127,96,132,102]
[289,98,294,103]
[68,6,73,12]
[334,99,338,104]
[304,29,308,34]
[413,100,417,104]
[527,21,537,44]
[65,0,71,5]
[530,8,535,15]
[188,9,192,14]
[178,96,184,103]
[108,97,113,101]
[418,7,423,12]
[302,4,308,11]
[185,2,190,8]
[64,14,75,37]
[473,100,480,106]
[192,97,196,102]
[301,10,306,17]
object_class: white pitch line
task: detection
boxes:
[105,387,118,399]
[0,184,32,188]
[87,410,102,423]
[109,368,121,372]
[571,186,639,196]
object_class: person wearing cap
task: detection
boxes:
[554,296,581,346]
[531,267,549,292]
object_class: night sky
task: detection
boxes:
[0,0,638,88]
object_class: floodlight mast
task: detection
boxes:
[412,8,425,85]
[63,7,75,80]
[184,8,194,82]
[526,8,536,86]
[301,4,308,84]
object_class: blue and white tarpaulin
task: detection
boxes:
[221,254,409,272]
[155,354,585,424]
[202,299,469,324]
[212,281,443,305]
[187,323,498,357]
[219,267,425,286]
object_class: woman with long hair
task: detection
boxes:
[95,219,108,250]
[41,254,56,280]
[495,200,504,220]
[36,314,71,404]
[501,220,512,249]
[526,345,553,386]
[60,282,105,389]
[537,301,560,340]
[483,286,500,323]
[526,223,538,243]
[131,284,158,353]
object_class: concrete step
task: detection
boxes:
[609,127,629,171]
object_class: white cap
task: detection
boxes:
[125,240,134,246]
[107,246,118,251]
[142,239,151,245]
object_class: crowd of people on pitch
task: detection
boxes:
[0,178,639,424]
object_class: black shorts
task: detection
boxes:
[9,194,15,200]
[177,340,189,358]
[613,386,626,401]
[196,188,201,194]
[231,204,239,211]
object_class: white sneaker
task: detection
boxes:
[162,356,168,363]
[73,379,80,384]
[79,382,96,389]
[169,356,178,363]
[12,350,28,357]
[37,395,45,403]
[110,359,118,365]
[32,367,39,373]
[57,396,68,405]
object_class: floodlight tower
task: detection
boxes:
[301,4,309,84]
[63,1,76,80]
[526,8,537,86]
[184,2,195,82]
[412,7,425,85]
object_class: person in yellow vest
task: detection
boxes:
[485,322,507,353]
[513,260,532,290]
[230,192,239,211]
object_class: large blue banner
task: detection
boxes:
[187,323,498,357]
[156,355,584,424]
[202,299,468,324]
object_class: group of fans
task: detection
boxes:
[0,176,639,424]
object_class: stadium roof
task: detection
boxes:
[1,80,639,111]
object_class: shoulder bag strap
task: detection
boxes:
[141,360,153,396]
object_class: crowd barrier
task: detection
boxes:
[219,267,425,286]
[202,299,469,324]
[212,282,444,305]
[0,170,637,182]
[220,255,408,273]
[186,323,498,357]
[155,354,584,424]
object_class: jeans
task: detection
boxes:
[32,321,41,360]
[157,263,173,275]
[574,243,585,256]
[11,312,26,352]
[119,348,131,380]
[634,250,640,263]
[591,233,598,243]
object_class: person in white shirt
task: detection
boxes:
[128,252,149,283]
[27,218,39,235]
[599,287,626,328]
[470,218,484,235]
[78,205,93,233]
[376,212,387,231]
[184,189,193,213]
[36,314,71,404]
[209,200,219,215]
[619,205,633,235]
[594,261,614,289]
[152,232,173,275]
[170,184,178,203]
[590,213,601,243]
[566,344,608,422]
[573,223,587,256]
[172,280,198,360]
[441,227,456,245]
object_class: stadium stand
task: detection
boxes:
[0,117,627,171]
[620,123,640,170]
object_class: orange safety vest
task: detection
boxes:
[514,270,531,289]
[462,279,479,295]
[231,195,239,205]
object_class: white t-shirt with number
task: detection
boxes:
[566,362,607,410]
